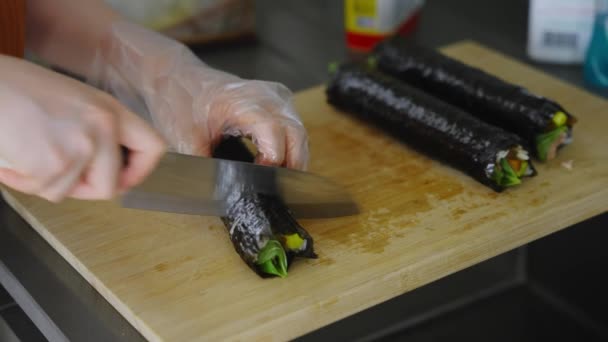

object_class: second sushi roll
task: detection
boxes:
[373,37,576,161]
[326,63,536,192]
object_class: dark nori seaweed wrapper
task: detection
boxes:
[373,36,575,155]
[326,63,534,192]
[213,138,317,278]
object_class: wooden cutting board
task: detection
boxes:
[3,41,607,341]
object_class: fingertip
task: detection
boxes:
[284,126,310,171]
[119,168,145,190]
[117,185,129,196]
[119,128,167,190]
[67,183,116,201]
[41,193,64,203]
[285,142,309,170]
[254,153,281,167]
[249,123,287,167]
[286,156,308,171]
[0,169,38,194]
[0,169,12,185]
[153,132,168,156]
[118,149,162,190]
[0,168,18,182]
[66,186,91,200]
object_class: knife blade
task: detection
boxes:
[121,152,358,218]
[1,151,358,218]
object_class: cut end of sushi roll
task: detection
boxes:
[490,146,535,188]
[258,232,312,277]
[256,240,288,278]
[537,111,575,161]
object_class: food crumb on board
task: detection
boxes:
[561,160,574,171]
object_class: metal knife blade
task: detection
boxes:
[121,152,358,218]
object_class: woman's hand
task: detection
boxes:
[0,55,165,202]
[95,22,309,170]
[147,70,309,170]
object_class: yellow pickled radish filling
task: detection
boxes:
[283,233,306,251]
[552,111,567,127]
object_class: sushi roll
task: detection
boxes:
[213,138,317,278]
[373,36,576,161]
[326,63,536,192]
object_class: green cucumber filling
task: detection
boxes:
[256,239,288,278]
[536,126,568,162]
[491,147,532,188]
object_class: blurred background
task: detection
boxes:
[107,0,607,95]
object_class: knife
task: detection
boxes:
[0,152,358,218]
[121,152,358,218]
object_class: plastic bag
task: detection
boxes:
[105,0,255,44]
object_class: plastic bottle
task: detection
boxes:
[584,0,608,89]
[344,0,424,54]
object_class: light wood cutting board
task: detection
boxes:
[2,41,608,341]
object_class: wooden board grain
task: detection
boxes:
[3,42,608,341]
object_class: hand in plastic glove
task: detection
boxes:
[0,55,166,202]
[93,22,309,170]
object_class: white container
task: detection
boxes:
[527,0,596,64]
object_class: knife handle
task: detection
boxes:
[0,145,131,170]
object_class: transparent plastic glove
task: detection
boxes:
[93,22,309,170]
[0,55,166,202]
